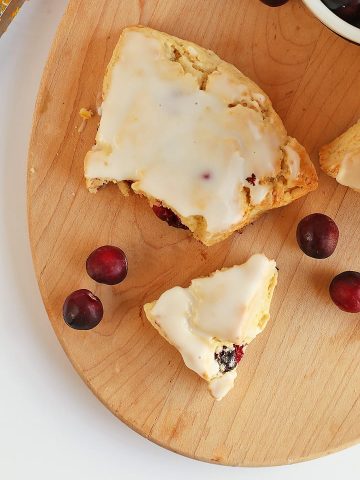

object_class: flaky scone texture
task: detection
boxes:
[319,120,360,184]
[85,26,318,246]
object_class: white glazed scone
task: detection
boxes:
[144,254,278,400]
[319,120,360,193]
[85,26,318,246]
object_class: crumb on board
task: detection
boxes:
[30,166,36,174]
[78,107,94,133]
[79,107,94,120]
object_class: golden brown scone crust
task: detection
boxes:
[319,119,360,179]
[86,26,318,246]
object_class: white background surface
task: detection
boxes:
[0,1,359,479]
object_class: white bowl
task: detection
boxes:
[302,0,360,44]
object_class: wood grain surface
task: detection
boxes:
[27,0,360,466]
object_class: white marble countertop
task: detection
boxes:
[0,1,359,478]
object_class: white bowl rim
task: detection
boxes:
[302,0,360,44]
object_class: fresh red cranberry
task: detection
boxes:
[152,204,188,230]
[86,245,128,285]
[329,271,360,313]
[296,213,339,259]
[260,0,289,6]
[63,289,103,330]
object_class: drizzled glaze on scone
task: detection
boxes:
[85,27,318,245]
[144,254,278,400]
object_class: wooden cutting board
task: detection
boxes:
[27,0,360,466]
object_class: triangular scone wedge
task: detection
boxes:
[85,26,318,246]
[144,254,278,400]
[319,120,360,193]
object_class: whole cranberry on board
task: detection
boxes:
[296,213,339,259]
[63,289,103,330]
[260,0,289,6]
[329,271,360,313]
[86,245,128,285]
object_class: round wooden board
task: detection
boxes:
[27,0,360,467]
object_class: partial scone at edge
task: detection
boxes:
[85,26,318,246]
[319,120,360,193]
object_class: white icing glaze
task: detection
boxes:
[336,150,360,192]
[284,145,301,179]
[145,254,278,399]
[209,370,237,401]
[149,286,221,380]
[85,30,287,234]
